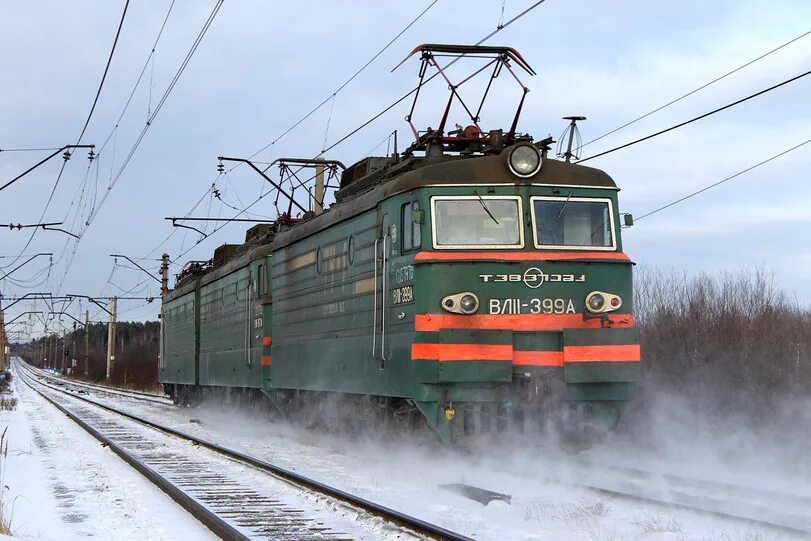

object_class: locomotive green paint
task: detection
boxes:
[160,289,198,385]
[160,150,641,442]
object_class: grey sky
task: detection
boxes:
[2,1,810,336]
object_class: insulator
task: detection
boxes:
[217,162,224,173]
[63,150,72,161]
[88,149,95,161]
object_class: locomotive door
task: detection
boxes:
[373,213,391,369]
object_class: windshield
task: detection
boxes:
[532,197,614,249]
[432,196,523,248]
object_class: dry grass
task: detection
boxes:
[0,427,13,536]
[633,511,683,534]
[0,397,17,411]
[632,266,811,425]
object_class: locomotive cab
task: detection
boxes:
[371,147,640,444]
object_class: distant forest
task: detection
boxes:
[630,267,811,428]
[22,321,159,389]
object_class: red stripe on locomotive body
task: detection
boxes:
[411,343,513,361]
[412,345,639,365]
[415,313,634,332]
[563,344,641,362]
[512,350,563,366]
[414,251,631,262]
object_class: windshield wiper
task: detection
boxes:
[474,190,499,225]
[556,192,573,222]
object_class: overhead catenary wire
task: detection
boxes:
[77,0,131,144]
[96,0,177,156]
[634,136,811,221]
[577,67,811,163]
[582,28,811,148]
[143,0,442,261]
[54,0,224,294]
[165,0,550,265]
[245,0,441,164]
[320,0,549,156]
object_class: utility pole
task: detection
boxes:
[314,158,325,215]
[84,310,89,377]
[0,305,6,372]
[106,297,117,379]
[71,323,77,376]
[161,253,170,297]
[61,328,67,374]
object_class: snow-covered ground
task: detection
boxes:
[15,358,809,541]
[0,363,217,540]
[7,358,801,541]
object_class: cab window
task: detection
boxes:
[431,196,523,249]
[531,196,615,250]
[401,202,413,252]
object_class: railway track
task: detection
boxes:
[18,360,809,538]
[26,363,173,406]
[539,454,811,536]
[15,360,472,541]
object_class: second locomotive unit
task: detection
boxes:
[160,45,640,444]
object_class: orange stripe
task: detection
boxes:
[411,343,513,361]
[415,251,630,262]
[261,355,272,366]
[513,351,563,367]
[262,336,272,347]
[415,313,634,332]
[563,344,641,362]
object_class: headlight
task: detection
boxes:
[441,292,480,315]
[459,294,479,314]
[585,291,622,314]
[586,293,605,312]
[507,144,542,178]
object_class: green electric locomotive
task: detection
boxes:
[159,45,640,444]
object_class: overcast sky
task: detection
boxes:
[2,0,810,337]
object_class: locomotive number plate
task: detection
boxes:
[392,285,414,305]
[488,297,576,315]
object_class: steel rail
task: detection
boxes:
[16,365,249,540]
[16,360,474,541]
[533,457,811,536]
[29,364,171,405]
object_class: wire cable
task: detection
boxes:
[245,0,440,163]
[77,0,131,143]
[55,0,224,294]
[96,0,176,156]
[635,136,811,221]
[577,67,811,163]
[582,29,811,149]
[321,0,549,156]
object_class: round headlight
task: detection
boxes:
[586,293,606,312]
[460,294,479,314]
[508,144,541,177]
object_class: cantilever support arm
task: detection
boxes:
[65,294,111,316]
[0,252,52,281]
[218,156,308,215]
[168,219,206,236]
[0,144,95,192]
[110,254,161,284]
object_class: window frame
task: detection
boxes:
[401,202,413,252]
[529,195,617,251]
[412,200,422,249]
[430,195,525,250]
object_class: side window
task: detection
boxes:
[258,264,268,296]
[412,201,422,249]
[401,202,413,252]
